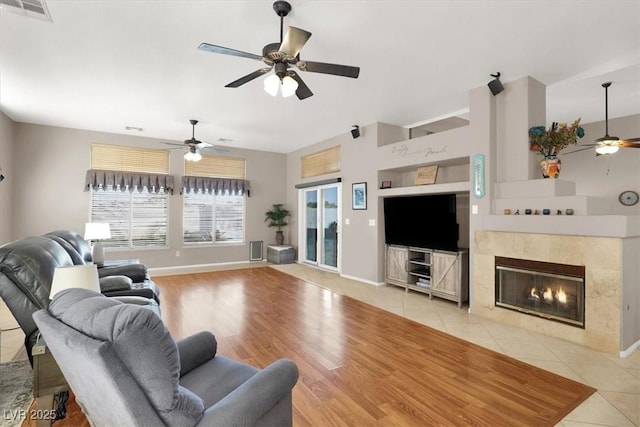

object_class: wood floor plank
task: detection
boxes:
[24,266,595,426]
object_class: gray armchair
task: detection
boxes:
[33,288,299,426]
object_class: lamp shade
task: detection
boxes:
[50,264,100,299]
[281,75,298,98]
[84,222,111,240]
[264,74,280,96]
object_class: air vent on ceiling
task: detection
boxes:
[0,0,52,22]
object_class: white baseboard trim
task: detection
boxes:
[620,339,640,358]
[339,273,385,287]
[149,260,266,276]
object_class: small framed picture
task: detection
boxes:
[415,165,438,185]
[380,180,392,189]
[352,182,367,210]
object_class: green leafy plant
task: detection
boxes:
[265,204,290,231]
[529,118,585,157]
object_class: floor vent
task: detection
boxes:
[0,0,52,22]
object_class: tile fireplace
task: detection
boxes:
[495,257,585,328]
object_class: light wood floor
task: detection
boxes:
[24,266,595,426]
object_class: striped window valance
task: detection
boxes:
[181,176,250,196]
[84,169,175,194]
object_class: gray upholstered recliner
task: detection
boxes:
[33,288,299,427]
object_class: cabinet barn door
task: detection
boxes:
[386,246,408,284]
[432,252,458,296]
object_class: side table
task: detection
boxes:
[267,245,295,264]
[32,334,68,426]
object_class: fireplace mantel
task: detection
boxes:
[486,179,640,238]
[482,214,640,238]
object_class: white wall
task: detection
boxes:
[0,112,13,244]
[9,122,287,268]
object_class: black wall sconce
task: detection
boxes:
[351,125,360,139]
[488,72,504,96]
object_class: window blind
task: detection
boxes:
[301,145,341,178]
[183,154,247,244]
[185,155,245,178]
[89,144,170,248]
[91,143,169,173]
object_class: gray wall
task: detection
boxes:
[0,112,14,244]
[8,122,287,268]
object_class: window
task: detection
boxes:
[301,145,340,178]
[183,155,247,245]
[89,144,171,249]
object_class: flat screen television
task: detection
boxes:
[383,194,458,252]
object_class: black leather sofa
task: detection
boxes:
[0,231,160,362]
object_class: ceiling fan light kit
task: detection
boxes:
[198,0,360,100]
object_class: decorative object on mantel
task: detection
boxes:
[529,119,585,178]
[415,165,438,185]
[265,203,291,245]
[380,180,392,189]
[543,209,550,215]
[503,209,511,215]
[565,209,574,215]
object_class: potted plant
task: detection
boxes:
[529,118,585,178]
[265,204,291,245]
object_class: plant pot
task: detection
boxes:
[275,230,284,245]
[540,156,561,179]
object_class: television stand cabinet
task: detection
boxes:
[386,245,469,308]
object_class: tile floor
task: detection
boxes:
[1,264,637,426]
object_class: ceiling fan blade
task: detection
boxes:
[297,60,360,78]
[198,43,263,61]
[288,71,313,100]
[162,142,187,148]
[225,67,273,88]
[564,146,598,155]
[201,146,230,155]
[279,26,312,59]
[621,139,640,148]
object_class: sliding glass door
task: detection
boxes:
[300,183,340,271]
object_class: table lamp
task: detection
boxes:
[84,222,111,265]
[50,264,100,299]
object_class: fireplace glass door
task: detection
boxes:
[495,257,585,328]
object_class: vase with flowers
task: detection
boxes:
[529,118,585,178]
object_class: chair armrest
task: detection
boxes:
[98,263,148,283]
[198,359,298,427]
[177,331,217,377]
[99,275,133,293]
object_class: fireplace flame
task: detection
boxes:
[529,287,540,300]
[543,288,554,303]
[556,287,567,305]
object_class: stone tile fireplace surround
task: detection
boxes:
[474,231,623,354]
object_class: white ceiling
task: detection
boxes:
[1,1,639,154]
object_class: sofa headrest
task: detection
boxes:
[0,236,74,308]
[45,230,92,263]
[48,289,201,418]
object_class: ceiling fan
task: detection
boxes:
[197,0,360,100]
[164,120,229,162]
[574,82,640,155]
